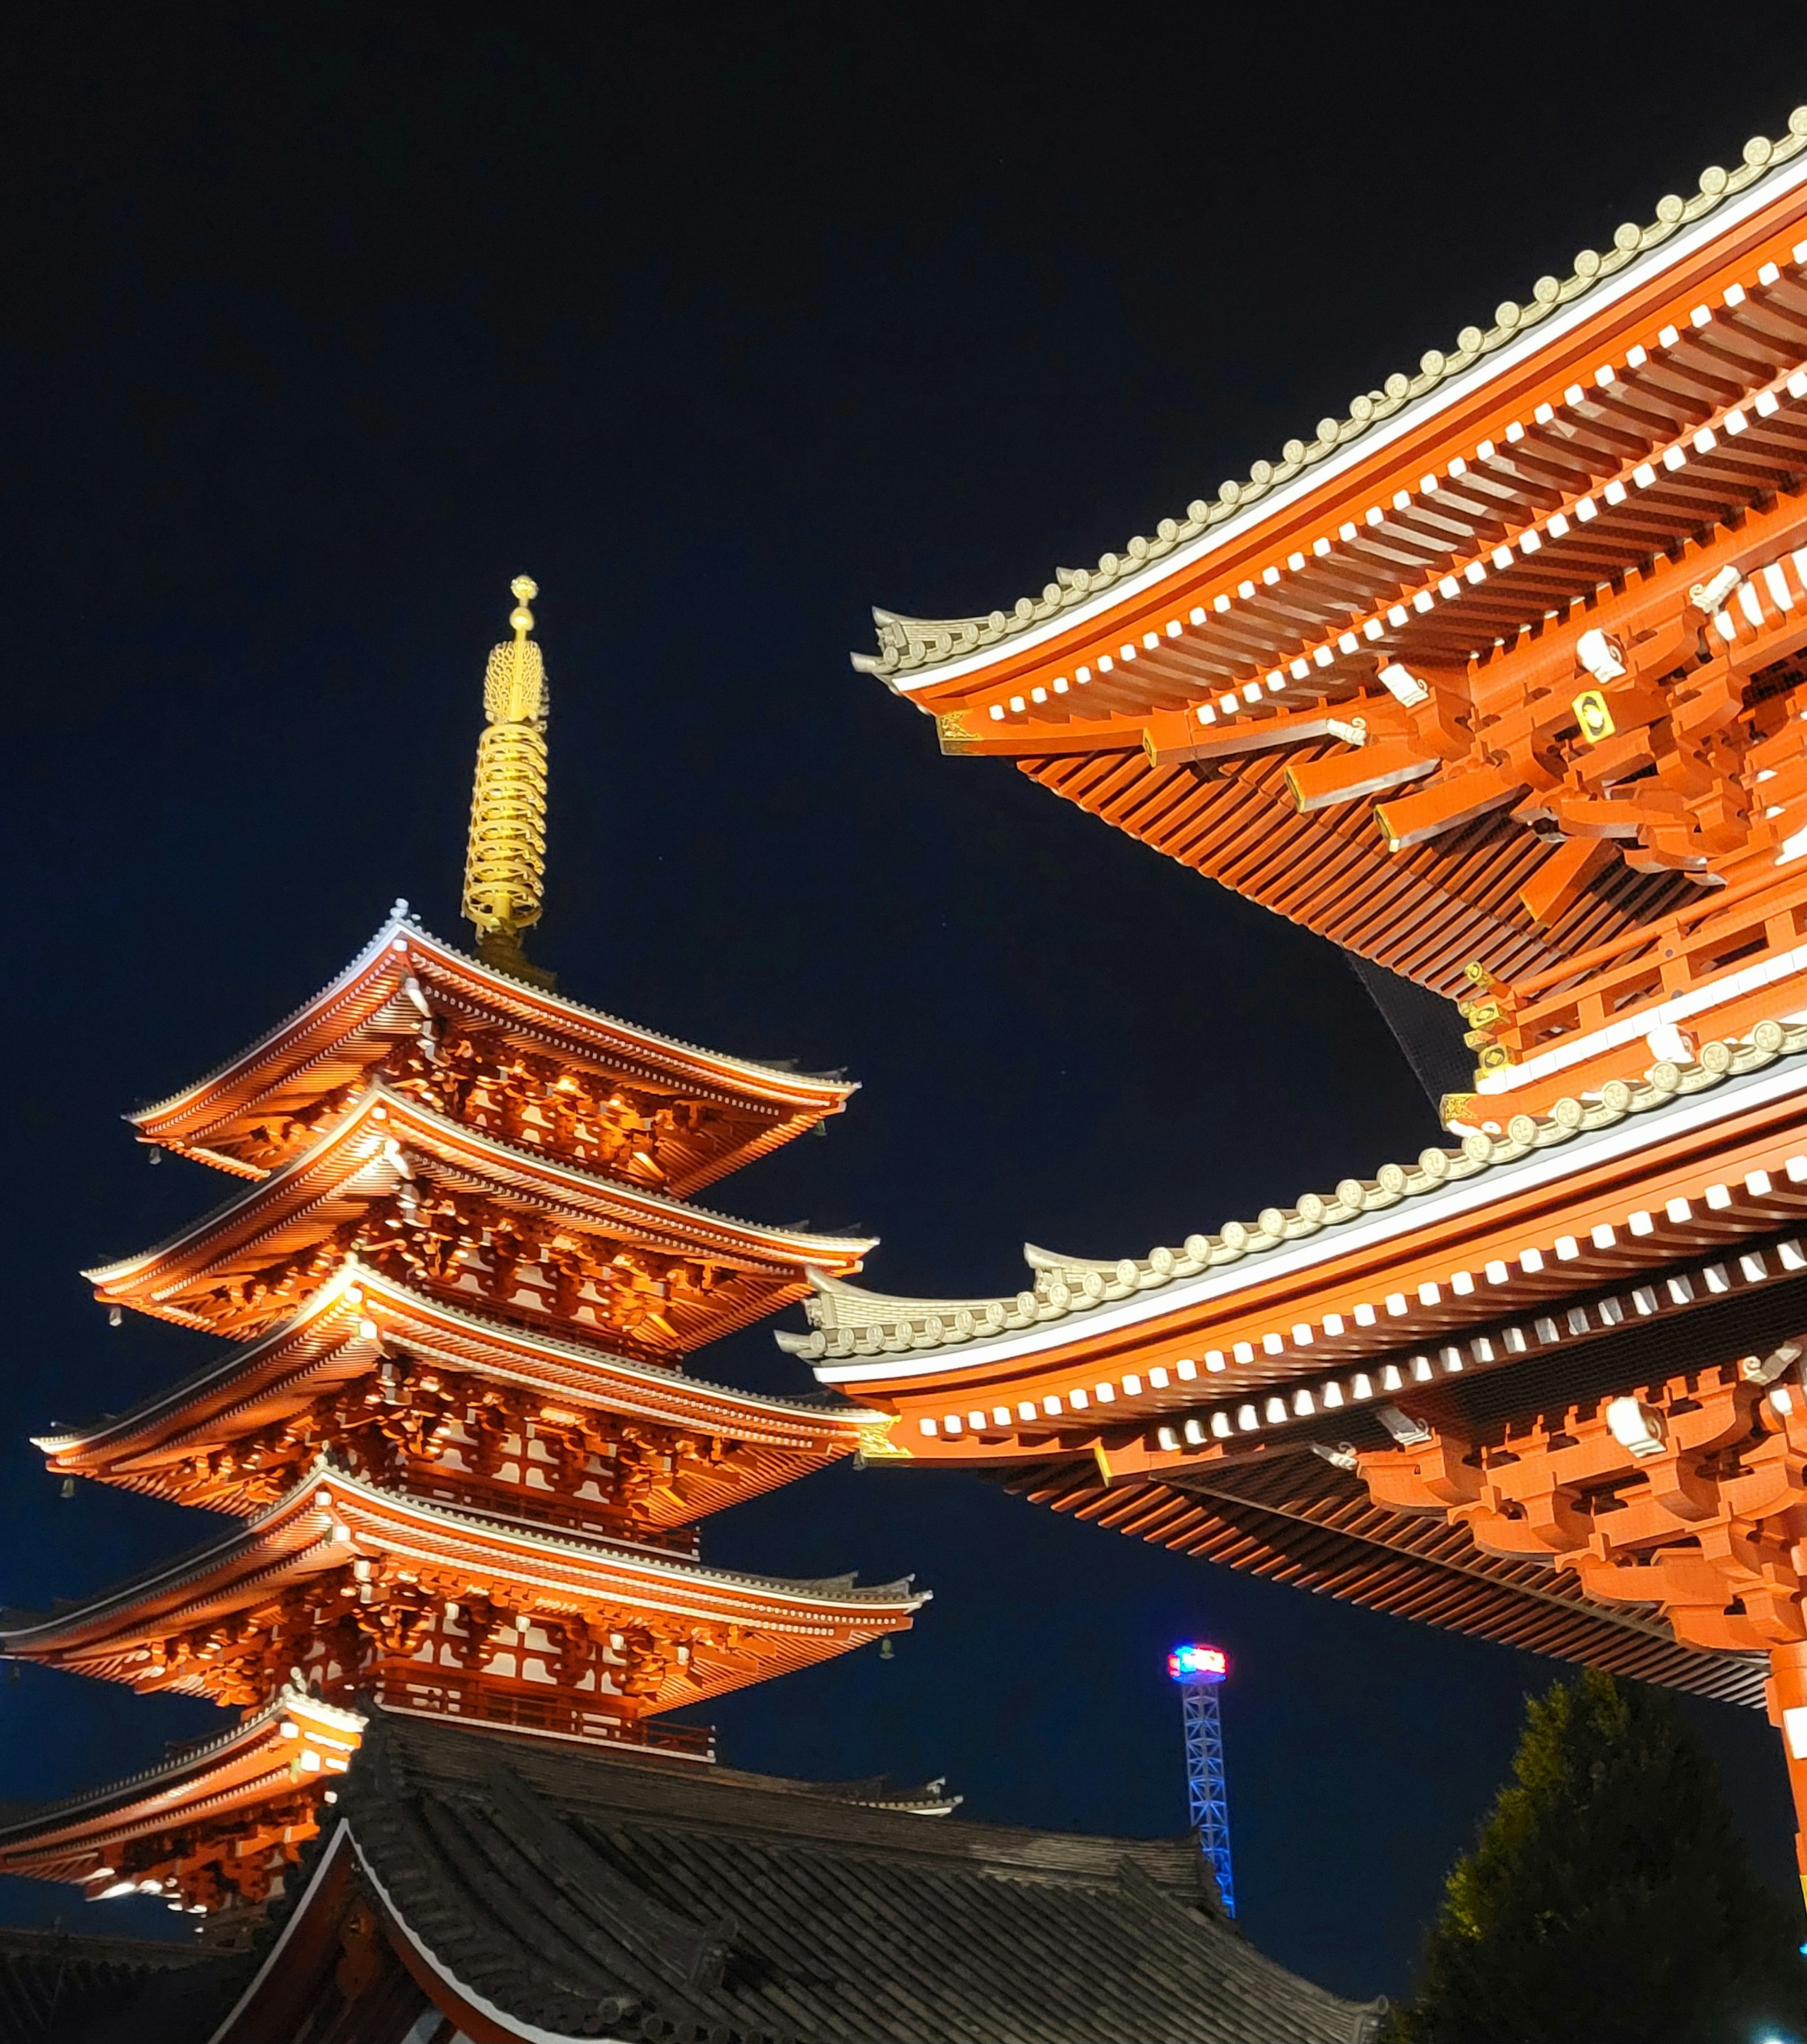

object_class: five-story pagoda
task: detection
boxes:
[0,580,921,1938]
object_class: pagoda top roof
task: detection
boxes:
[211,1709,1377,2044]
[0,1460,925,1672]
[41,1259,885,1477]
[858,107,1807,690]
[87,1079,872,1333]
[131,909,856,1191]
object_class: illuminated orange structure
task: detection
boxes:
[827,108,1807,1904]
[0,583,921,1939]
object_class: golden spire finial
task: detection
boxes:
[463,575,555,987]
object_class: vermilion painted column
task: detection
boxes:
[1767,1643,1807,1912]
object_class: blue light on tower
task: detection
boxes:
[1168,1641,1234,1916]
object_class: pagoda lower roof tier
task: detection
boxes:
[0,1686,365,1913]
[0,1463,924,1729]
[86,1081,870,1357]
[129,912,856,1195]
[39,1262,891,1532]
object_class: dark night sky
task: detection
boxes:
[7,1,1807,2002]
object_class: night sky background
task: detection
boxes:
[8,1,1807,2003]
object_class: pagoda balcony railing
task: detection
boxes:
[369,1666,714,1758]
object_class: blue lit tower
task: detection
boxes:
[1168,1642,1234,1916]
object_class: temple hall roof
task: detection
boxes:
[0,1927,226,2044]
[858,109,1807,687]
[792,1011,1807,1408]
[218,1708,1381,2043]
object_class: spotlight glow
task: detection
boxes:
[1167,1642,1228,1682]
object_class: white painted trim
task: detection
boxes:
[815,1054,1807,1383]
[889,152,1807,693]
[1477,953,1807,1094]
[206,1819,356,2044]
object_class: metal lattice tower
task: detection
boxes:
[1169,1644,1234,1917]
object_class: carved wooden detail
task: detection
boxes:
[1354,1344,1807,1653]
[121,1557,764,1724]
[110,1788,326,1915]
[384,1023,727,1188]
[196,1187,745,1358]
[153,1357,745,1538]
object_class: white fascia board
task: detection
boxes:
[815,1054,1807,1384]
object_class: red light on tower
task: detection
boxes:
[1168,1642,1228,1683]
[1167,1642,1235,1915]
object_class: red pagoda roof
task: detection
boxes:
[87,1081,872,1349]
[0,1462,924,1715]
[130,911,856,1193]
[41,1260,890,1523]
[0,1686,364,1894]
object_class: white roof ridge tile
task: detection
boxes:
[791,1016,1807,1365]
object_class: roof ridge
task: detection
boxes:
[87,1077,875,1289]
[40,1262,887,1455]
[0,1461,929,1648]
[857,106,1807,680]
[132,908,858,1126]
[792,1014,1807,1365]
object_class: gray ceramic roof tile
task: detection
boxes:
[328,1709,1382,2043]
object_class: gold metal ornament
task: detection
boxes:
[1573,689,1615,744]
[463,576,555,986]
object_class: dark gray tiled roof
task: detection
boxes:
[337,1709,1381,2043]
[0,1928,234,2044]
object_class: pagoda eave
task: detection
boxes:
[0,1464,924,1718]
[41,1263,887,1517]
[0,1688,364,1899]
[86,1084,871,1332]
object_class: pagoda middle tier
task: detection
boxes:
[39,1259,892,1542]
[0,1461,920,1731]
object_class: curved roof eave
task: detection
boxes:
[132,907,858,1129]
[861,109,1807,692]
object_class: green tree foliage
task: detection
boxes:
[1387,1668,1807,2044]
